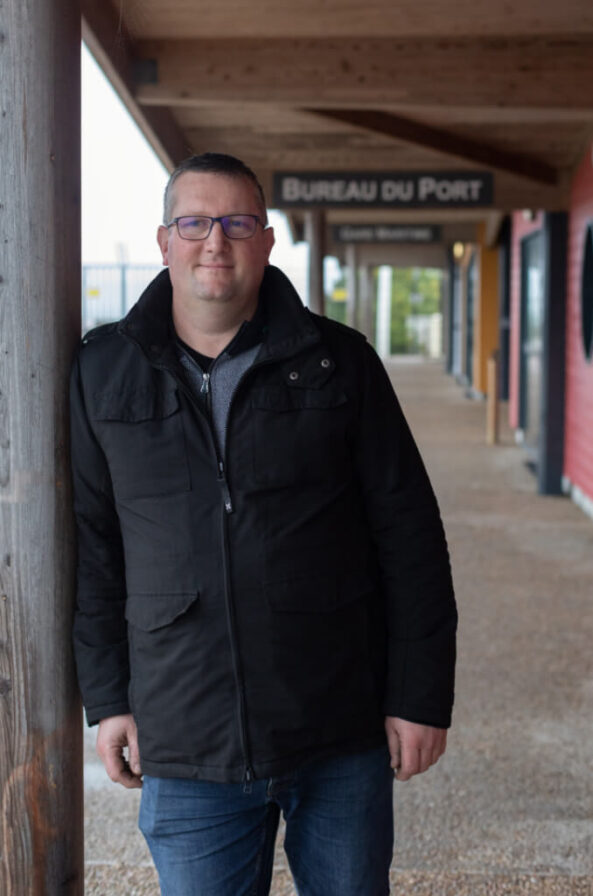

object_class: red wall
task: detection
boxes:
[509,210,545,429]
[564,142,593,500]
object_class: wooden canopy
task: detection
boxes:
[82,0,593,241]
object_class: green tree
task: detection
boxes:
[390,267,442,353]
[325,273,348,325]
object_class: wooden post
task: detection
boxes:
[345,243,359,328]
[376,266,393,359]
[0,1,83,894]
[304,209,326,315]
[360,265,376,344]
[486,352,500,445]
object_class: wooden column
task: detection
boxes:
[360,265,376,344]
[458,255,469,382]
[538,212,567,495]
[441,268,451,368]
[497,217,512,402]
[486,353,500,445]
[0,1,83,894]
[304,209,326,315]
[446,252,456,373]
[376,266,393,359]
[345,243,359,328]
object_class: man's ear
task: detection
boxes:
[157,225,170,265]
[263,226,275,264]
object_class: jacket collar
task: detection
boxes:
[118,264,320,365]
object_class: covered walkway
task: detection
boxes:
[84,359,593,896]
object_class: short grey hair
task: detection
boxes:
[163,153,268,225]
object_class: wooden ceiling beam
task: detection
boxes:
[174,104,593,129]
[184,128,568,201]
[81,0,188,169]
[134,36,593,108]
[185,127,397,153]
[305,109,559,185]
[183,127,454,168]
[117,0,593,40]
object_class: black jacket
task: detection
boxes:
[71,265,457,783]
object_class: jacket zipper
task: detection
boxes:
[134,348,254,784]
[201,368,253,785]
[218,476,254,790]
[123,334,317,786]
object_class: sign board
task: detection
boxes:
[332,224,442,243]
[274,171,493,208]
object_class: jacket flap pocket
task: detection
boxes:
[91,387,180,423]
[251,387,347,412]
[266,569,372,614]
[125,592,198,631]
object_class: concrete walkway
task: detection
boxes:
[84,358,593,895]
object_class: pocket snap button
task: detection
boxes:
[288,371,299,381]
[320,358,331,368]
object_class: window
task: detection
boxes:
[582,222,593,362]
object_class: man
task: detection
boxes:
[71,152,457,896]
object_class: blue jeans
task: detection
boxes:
[139,746,394,896]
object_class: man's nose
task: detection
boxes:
[204,220,229,249]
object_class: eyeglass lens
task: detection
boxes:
[177,215,258,240]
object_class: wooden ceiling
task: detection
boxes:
[82,0,593,235]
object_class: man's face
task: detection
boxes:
[157,172,275,313]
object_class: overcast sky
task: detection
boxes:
[81,45,315,297]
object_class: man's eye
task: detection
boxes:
[228,217,254,235]
[180,217,204,230]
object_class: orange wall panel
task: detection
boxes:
[474,223,500,394]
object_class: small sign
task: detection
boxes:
[274,171,493,208]
[86,288,100,298]
[332,224,442,243]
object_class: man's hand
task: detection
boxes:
[96,714,143,789]
[385,716,447,782]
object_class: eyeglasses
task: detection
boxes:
[166,214,263,241]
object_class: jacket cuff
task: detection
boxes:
[85,700,131,727]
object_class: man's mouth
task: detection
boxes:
[198,263,233,269]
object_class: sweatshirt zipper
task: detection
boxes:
[201,373,233,510]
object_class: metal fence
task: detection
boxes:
[82,264,163,333]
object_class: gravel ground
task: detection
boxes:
[84,359,593,895]
[84,866,593,895]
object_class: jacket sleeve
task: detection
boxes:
[355,343,457,728]
[70,350,130,725]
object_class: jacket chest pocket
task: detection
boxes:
[250,386,351,487]
[91,387,191,500]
